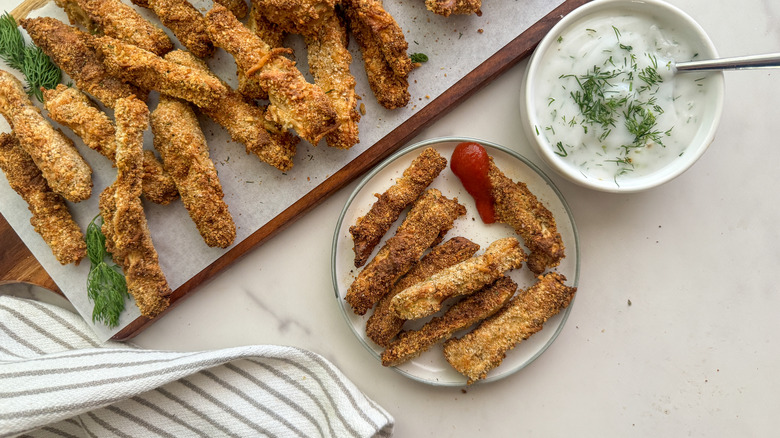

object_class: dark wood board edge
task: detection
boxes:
[0,213,61,294]
[110,0,591,340]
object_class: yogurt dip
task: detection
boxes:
[533,12,714,183]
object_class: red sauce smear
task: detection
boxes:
[450,141,495,224]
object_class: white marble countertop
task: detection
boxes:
[4,0,779,436]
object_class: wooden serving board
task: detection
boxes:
[0,0,590,340]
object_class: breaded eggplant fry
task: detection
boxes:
[488,159,565,274]
[151,95,236,248]
[346,189,466,315]
[390,237,526,320]
[20,17,143,109]
[366,236,479,347]
[425,0,482,17]
[252,0,337,35]
[91,36,227,110]
[205,3,338,146]
[99,96,171,318]
[52,0,97,32]
[42,84,178,205]
[164,50,298,171]
[0,70,92,202]
[344,5,409,109]
[443,272,577,384]
[350,147,447,267]
[305,12,360,150]
[0,132,86,265]
[241,3,286,99]
[381,277,516,367]
[141,150,179,205]
[215,0,249,18]
[42,84,115,159]
[248,0,287,48]
[131,0,214,59]
[56,0,173,56]
[342,0,412,78]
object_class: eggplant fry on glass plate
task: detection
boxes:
[366,236,479,347]
[346,188,466,315]
[390,237,525,320]
[350,147,447,267]
[488,158,565,275]
[443,272,577,384]
[381,276,516,367]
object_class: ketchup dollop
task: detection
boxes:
[450,142,495,224]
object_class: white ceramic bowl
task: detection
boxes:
[520,0,724,193]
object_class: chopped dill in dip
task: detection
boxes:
[535,15,711,183]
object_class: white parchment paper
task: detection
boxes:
[0,0,564,340]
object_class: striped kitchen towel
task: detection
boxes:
[0,295,394,437]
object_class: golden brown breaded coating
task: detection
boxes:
[42,84,178,205]
[58,0,173,56]
[0,132,86,265]
[53,0,98,32]
[140,149,179,205]
[346,188,466,315]
[350,147,447,267]
[151,95,236,248]
[205,3,338,146]
[215,0,250,19]
[305,12,360,150]
[42,84,115,160]
[343,5,409,109]
[390,237,526,320]
[91,36,227,110]
[342,0,412,78]
[252,0,337,35]
[381,276,516,367]
[443,272,577,384]
[0,70,92,203]
[99,96,171,318]
[367,236,480,347]
[425,0,482,17]
[240,3,286,100]
[488,159,565,275]
[131,0,214,59]
[20,17,143,109]
[164,50,298,171]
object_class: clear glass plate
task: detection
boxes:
[331,137,580,386]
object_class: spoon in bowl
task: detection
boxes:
[675,52,780,72]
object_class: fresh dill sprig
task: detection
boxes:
[0,12,61,102]
[86,215,129,328]
[0,12,25,70]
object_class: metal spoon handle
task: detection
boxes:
[675,53,780,72]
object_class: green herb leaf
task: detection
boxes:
[410,53,428,63]
[0,11,61,102]
[86,215,129,328]
[0,12,25,70]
